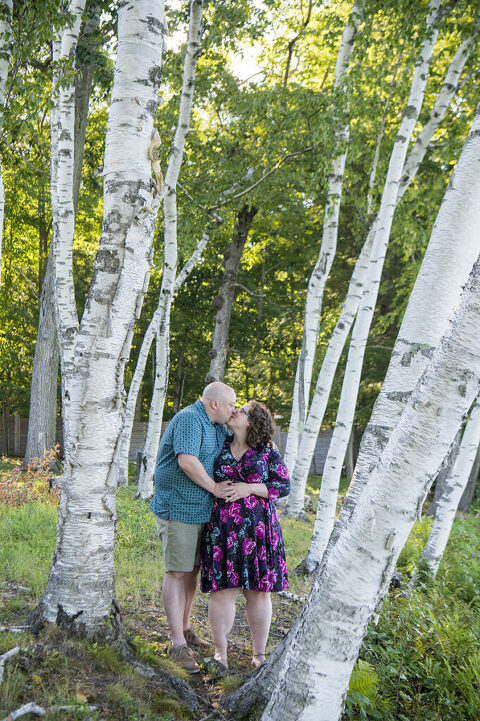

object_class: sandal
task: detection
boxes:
[252,653,266,668]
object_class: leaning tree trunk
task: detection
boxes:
[286,29,475,519]
[458,440,480,511]
[115,227,210,488]
[421,400,480,578]
[205,203,258,383]
[24,2,102,465]
[135,0,204,500]
[260,246,480,721]
[0,0,12,285]
[29,0,166,636]
[283,0,362,473]
[284,0,441,522]
[426,428,462,517]
[334,74,480,547]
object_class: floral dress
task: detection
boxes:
[200,441,290,593]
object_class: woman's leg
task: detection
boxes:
[243,589,272,666]
[208,587,240,667]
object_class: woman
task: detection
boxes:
[200,400,289,669]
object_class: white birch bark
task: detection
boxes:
[421,400,480,577]
[50,0,86,446]
[336,79,480,541]
[30,0,166,635]
[261,254,480,720]
[116,228,210,487]
[0,0,12,286]
[135,0,203,500]
[284,0,441,522]
[283,0,362,473]
[286,26,476,525]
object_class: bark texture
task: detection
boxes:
[206,203,258,383]
[283,0,362,473]
[336,91,480,543]
[31,0,166,636]
[135,0,204,500]
[261,255,480,719]
[24,245,59,464]
[422,400,480,577]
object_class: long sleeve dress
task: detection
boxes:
[200,441,290,593]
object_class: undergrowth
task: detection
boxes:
[1,456,480,720]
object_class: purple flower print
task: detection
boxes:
[228,502,241,518]
[272,530,279,549]
[267,569,277,586]
[213,545,223,562]
[226,560,234,576]
[212,578,218,591]
[230,572,239,586]
[232,513,243,525]
[244,495,257,509]
[221,465,236,477]
[242,538,256,555]
[247,472,261,483]
[226,535,234,549]
[259,576,272,592]
[255,521,265,539]
[258,545,266,561]
[220,506,230,523]
[269,488,280,500]
[275,465,289,479]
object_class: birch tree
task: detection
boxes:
[206,202,258,383]
[130,0,204,499]
[0,0,12,284]
[260,247,480,721]
[283,0,362,473]
[29,0,166,636]
[223,99,480,721]
[421,399,480,578]
[24,0,103,465]
[284,0,442,520]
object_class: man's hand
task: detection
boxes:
[214,480,234,499]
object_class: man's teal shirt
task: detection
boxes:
[149,399,228,524]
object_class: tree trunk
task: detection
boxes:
[426,428,461,517]
[24,245,59,465]
[73,0,102,215]
[205,203,258,383]
[260,246,480,720]
[30,0,166,637]
[172,347,185,414]
[286,28,475,517]
[283,0,362,473]
[421,400,480,577]
[135,0,204,501]
[458,440,480,511]
[115,227,210,488]
[335,62,480,546]
[285,0,441,523]
[0,0,12,285]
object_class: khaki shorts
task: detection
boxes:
[155,517,205,572]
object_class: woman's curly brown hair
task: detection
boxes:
[246,401,276,448]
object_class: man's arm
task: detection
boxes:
[177,454,232,498]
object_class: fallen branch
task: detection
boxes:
[0,703,100,720]
[0,647,20,683]
[0,627,29,634]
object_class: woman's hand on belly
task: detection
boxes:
[225,481,269,502]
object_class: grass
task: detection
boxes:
[2,457,480,720]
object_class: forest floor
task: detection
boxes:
[2,457,480,721]
[0,457,321,721]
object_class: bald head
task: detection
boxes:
[201,382,236,424]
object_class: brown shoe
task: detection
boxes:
[184,628,211,652]
[167,643,200,674]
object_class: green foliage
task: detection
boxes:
[343,511,480,721]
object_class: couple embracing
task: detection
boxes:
[149,382,290,674]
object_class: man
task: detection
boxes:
[149,381,237,673]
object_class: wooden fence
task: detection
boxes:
[1,415,352,476]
